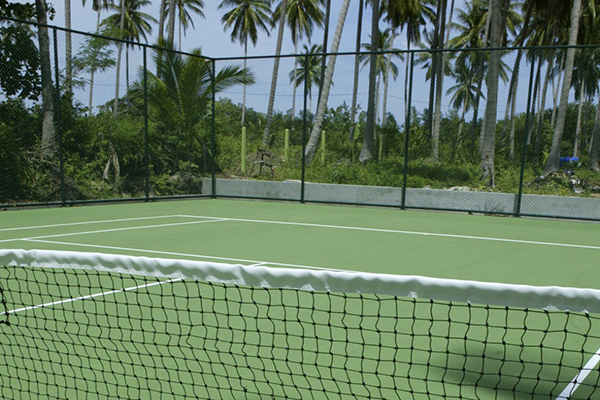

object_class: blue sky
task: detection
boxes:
[14,0,536,124]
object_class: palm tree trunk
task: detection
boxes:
[543,0,582,175]
[261,0,287,148]
[472,0,492,153]
[304,0,351,165]
[432,0,453,161]
[242,38,247,127]
[317,0,331,110]
[65,0,72,94]
[291,40,298,120]
[158,0,166,43]
[573,83,585,157]
[359,0,380,163]
[36,0,55,158]
[533,57,553,165]
[480,0,506,186]
[382,28,395,127]
[113,0,126,115]
[550,51,566,129]
[349,0,364,142]
[167,0,177,48]
[89,9,102,116]
[590,98,600,171]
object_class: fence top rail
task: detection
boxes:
[4,15,600,63]
[0,15,215,61]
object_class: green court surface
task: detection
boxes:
[1,199,598,288]
[1,199,600,399]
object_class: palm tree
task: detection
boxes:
[359,0,380,164]
[446,52,483,161]
[543,0,583,176]
[480,0,508,186]
[448,0,489,149]
[165,0,205,51]
[290,44,323,113]
[134,47,254,166]
[274,0,324,119]
[103,0,156,112]
[360,28,401,160]
[72,35,116,116]
[571,49,600,158]
[82,0,114,115]
[359,29,401,125]
[219,0,272,127]
[387,0,428,127]
[35,0,55,158]
[349,0,365,142]
[304,0,351,165]
[261,0,287,147]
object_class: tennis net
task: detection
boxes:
[1,249,599,399]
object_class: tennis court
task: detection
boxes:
[1,199,600,399]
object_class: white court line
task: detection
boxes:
[22,239,351,273]
[556,347,600,399]
[0,218,230,244]
[0,278,183,316]
[178,215,600,251]
[0,215,200,233]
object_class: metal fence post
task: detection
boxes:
[211,58,217,199]
[401,51,414,210]
[52,27,65,206]
[143,46,150,201]
[301,53,308,204]
[515,48,538,217]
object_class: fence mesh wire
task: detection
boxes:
[1,18,599,219]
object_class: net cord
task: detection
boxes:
[1,248,599,313]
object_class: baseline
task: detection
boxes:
[0,218,230,244]
[178,214,600,251]
[0,215,200,232]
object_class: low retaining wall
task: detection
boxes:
[203,178,600,220]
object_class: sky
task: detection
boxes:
[10,0,534,124]
[30,0,425,117]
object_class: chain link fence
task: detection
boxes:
[1,18,599,220]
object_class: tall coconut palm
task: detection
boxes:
[165,0,205,51]
[543,0,583,176]
[480,0,508,186]
[103,0,156,112]
[359,0,380,164]
[349,0,364,142]
[447,52,483,161]
[359,29,401,125]
[220,0,272,126]
[304,0,351,165]
[289,44,323,113]
[35,0,55,158]
[82,0,114,115]
[261,0,287,147]
[360,28,401,160]
[571,49,600,157]
[387,0,428,126]
[273,0,324,119]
